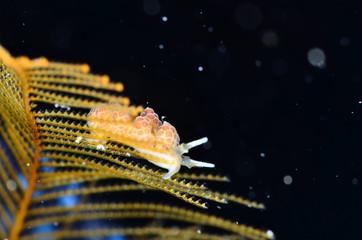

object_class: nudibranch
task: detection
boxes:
[87,101,215,179]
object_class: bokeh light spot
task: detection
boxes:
[352,178,358,185]
[261,29,279,48]
[340,37,350,46]
[307,48,326,68]
[271,59,288,75]
[283,175,293,185]
[235,3,263,30]
[143,0,160,16]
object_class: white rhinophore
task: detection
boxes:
[177,137,215,169]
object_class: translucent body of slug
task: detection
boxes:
[87,101,214,179]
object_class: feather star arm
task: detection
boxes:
[87,101,215,179]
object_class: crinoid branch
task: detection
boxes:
[0,45,273,240]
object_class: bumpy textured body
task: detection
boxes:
[87,102,214,179]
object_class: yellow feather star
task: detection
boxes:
[0,44,273,240]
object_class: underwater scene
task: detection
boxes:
[0,1,361,240]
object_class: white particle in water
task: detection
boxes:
[158,44,164,49]
[340,37,350,46]
[207,26,214,32]
[217,44,226,53]
[307,47,326,68]
[197,66,204,71]
[255,60,262,67]
[260,152,266,157]
[143,0,160,16]
[196,229,202,234]
[261,29,279,48]
[305,75,313,83]
[235,3,262,30]
[161,16,168,22]
[283,175,293,185]
[352,178,358,185]
[26,163,30,167]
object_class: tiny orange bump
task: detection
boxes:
[123,97,130,106]
[115,83,124,91]
[134,116,144,123]
[144,108,154,114]
[111,111,121,120]
[15,56,30,68]
[29,57,50,67]
[124,114,134,121]
[152,118,161,128]
[101,75,110,85]
[136,106,144,112]
[80,64,90,73]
